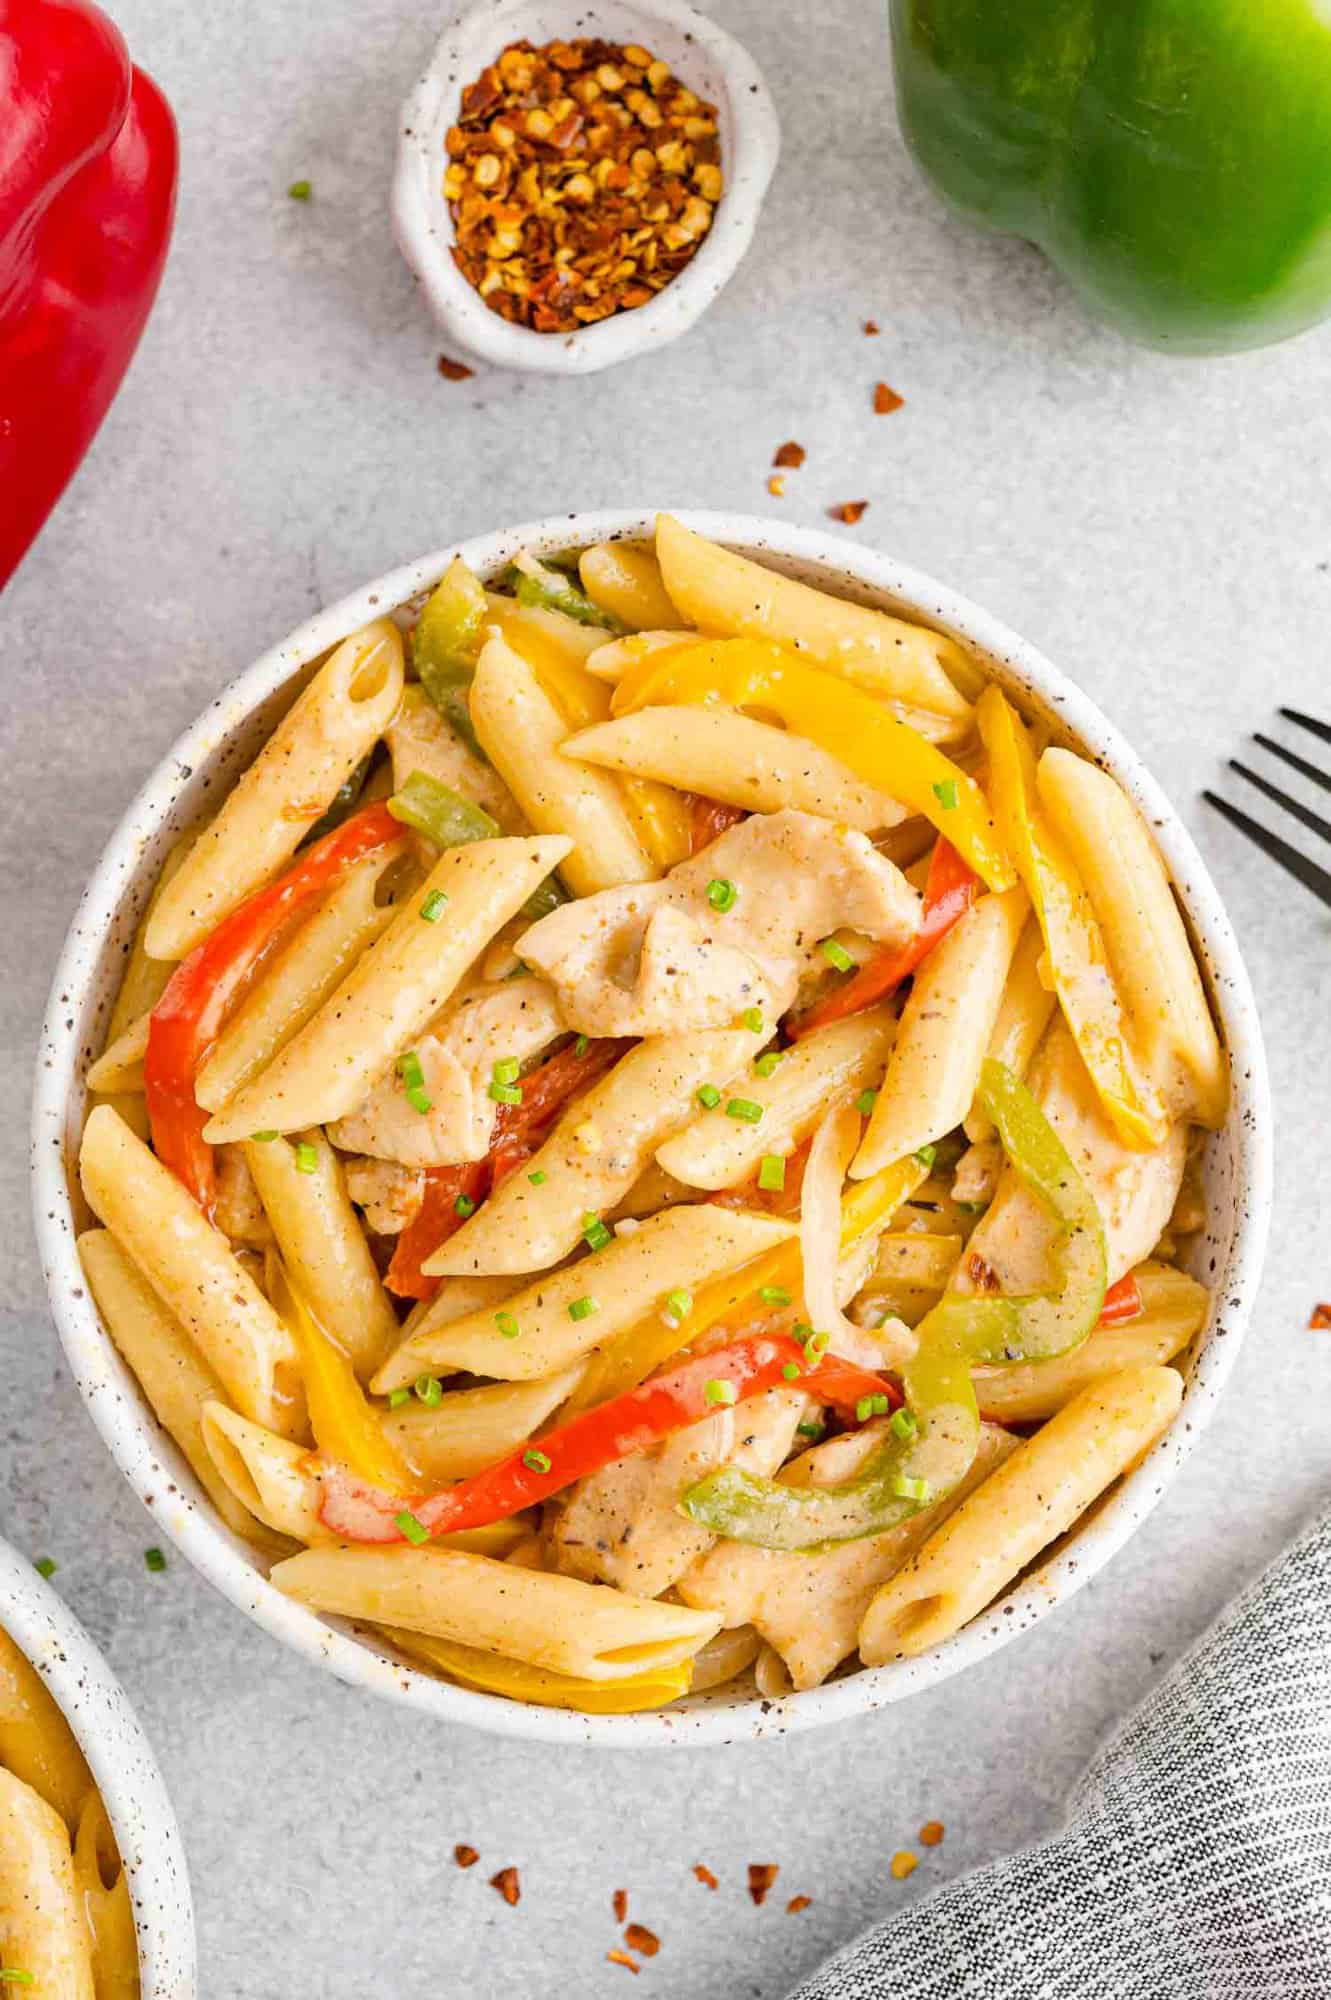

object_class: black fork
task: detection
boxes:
[1203,709,1331,908]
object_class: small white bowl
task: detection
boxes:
[0,1535,196,1995]
[392,0,780,373]
[33,511,1272,1749]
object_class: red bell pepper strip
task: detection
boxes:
[792,836,978,1038]
[319,1332,900,1543]
[1097,1274,1144,1326]
[144,803,402,1216]
[385,1161,490,1300]
[690,796,747,854]
[1,0,177,589]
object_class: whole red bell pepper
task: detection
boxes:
[1,0,177,589]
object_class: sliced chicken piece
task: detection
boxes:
[677,1421,1017,1690]
[343,1156,425,1236]
[518,809,920,1039]
[214,1144,274,1248]
[963,1016,1188,1293]
[549,1388,805,1598]
[328,978,565,1168]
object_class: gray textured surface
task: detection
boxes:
[2,3,1329,1996]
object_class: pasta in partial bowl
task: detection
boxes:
[0,1534,195,1993]
[32,511,1271,1746]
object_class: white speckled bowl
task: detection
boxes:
[0,1535,195,1993]
[32,511,1271,1748]
[391,0,779,373]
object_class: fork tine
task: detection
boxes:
[1278,707,1331,749]
[1251,733,1331,798]
[1228,759,1331,846]
[1203,789,1331,909]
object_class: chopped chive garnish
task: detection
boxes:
[754,1049,783,1078]
[573,1033,590,1057]
[796,1420,825,1440]
[397,1050,432,1115]
[388,1387,411,1408]
[495,1311,520,1339]
[914,1143,937,1169]
[725,1097,763,1124]
[890,1407,918,1441]
[419,888,448,923]
[741,1007,765,1034]
[455,1193,476,1218]
[891,1474,931,1503]
[395,1509,430,1545]
[527,1170,548,1186]
[522,1448,552,1474]
[932,779,959,811]
[493,1056,521,1086]
[793,1322,814,1347]
[294,1141,319,1174]
[760,1286,792,1307]
[663,1287,693,1324]
[855,1089,878,1116]
[706,877,738,912]
[251,1130,279,1142]
[287,178,312,200]
[582,1212,613,1252]
[804,1329,831,1363]
[956,1198,988,1214]
[0,1973,36,1987]
[489,1081,522,1105]
[757,1153,786,1193]
[568,1295,599,1322]
[144,1547,167,1573]
[703,1378,737,1406]
[407,1087,433,1115]
[820,937,855,972]
[871,1393,890,1416]
[696,1083,722,1110]
[414,1374,443,1407]
[33,1557,56,1580]
[781,1361,801,1381]
[856,1395,875,1422]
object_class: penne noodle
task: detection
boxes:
[201,1403,324,1543]
[581,629,689,684]
[195,840,404,1112]
[578,540,686,630]
[425,1027,756,1276]
[103,826,193,1044]
[0,1631,88,1835]
[202,833,570,1141]
[146,620,406,960]
[243,1128,399,1379]
[374,1204,796,1390]
[963,916,1056,1143]
[854,886,1029,1176]
[85,1010,149,1096]
[79,1111,306,1440]
[1038,748,1228,1128]
[71,1791,137,2000]
[0,1768,95,1999]
[859,1365,1184,1661]
[564,707,908,831]
[385,1368,585,1483]
[270,1544,721,1681]
[657,1006,898,1190]
[386,682,523,831]
[655,513,972,729]
[469,628,656,893]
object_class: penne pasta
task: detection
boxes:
[85,1011,149,1096]
[657,1006,898,1190]
[145,621,406,960]
[202,833,570,1141]
[0,1767,95,1999]
[469,628,657,893]
[374,1204,796,1389]
[0,1631,88,1835]
[270,1544,721,1681]
[858,1365,1183,1661]
[578,540,686,630]
[854,887,1029,1176]
[79,1112,306,1440]
[201,1403,324,1543]
[385,1368,584,1483]
[71,1791,137,2000]
[963,916,1056,1143]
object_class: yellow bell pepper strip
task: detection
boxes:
[612,638,1015,892]
[975,687,1166,1150]
[679,1059,1106,1550]
[383,1627,693,1712]
[412,554,489,758]
[265,1255,413,1493]
[567,1154,929,1414]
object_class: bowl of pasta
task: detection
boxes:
[0,1535,195,1992]
[33,510,1270,1745]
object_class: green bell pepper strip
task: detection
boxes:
[890,0,1331,355]
[679,1058,1107,1550]
[412,555,489,756]
[506,553,625,632]
[388,769,568,923]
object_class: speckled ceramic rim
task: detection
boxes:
[391,0,780,374]
[32,510,1272,1749]
[0,1536,196,1993]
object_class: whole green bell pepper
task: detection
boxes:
[890,0,1331,353]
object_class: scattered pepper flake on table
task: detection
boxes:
[607,1950,640,1974]
[1309,1303,1331,1329]
[786,1895,813,1915]
[830,500,869,524]
[454,1843,479,1868]
[773,440,806,468]
[625,1923,661,1958]
[490,1865,521,1905]
[694,1863,719,1890]
[864,318,880,334]
[767,473,786,498]
[890,1851,918,1881]
[437,354,475,381]
[748,1863,779,1906]
[874,381,905,414]
[444,38,722,331]
[613,1888,629,1923]
[919,1820,945,1847]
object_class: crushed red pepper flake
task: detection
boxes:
[489,1865,521,1905]
[607,1950,640,1974]
[767,473,786,498]
[830,500,869,525]
[773,440,806,468]
[919,1820,945,1847]
[694,1863,719,1890]
[613,1888,629,1923]
[1309,1303,1331,1329]
[864,318,880,334]
[437,354,475,381]
[748,1863,780,1906]
[786,1895,813,1915]
[890,1851,918,1881]
[625,1923,661,1958]
[445,37,722,332]
[454,1843,479,1868]
[873,381,904,415]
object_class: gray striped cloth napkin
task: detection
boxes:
[791,1510,1331,1999]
